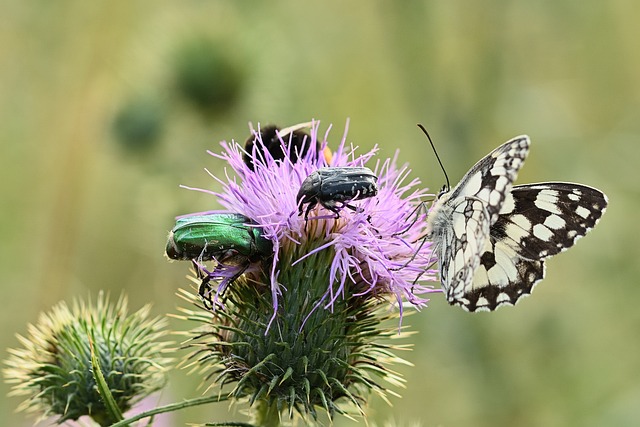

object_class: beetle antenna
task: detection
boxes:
[417,124,449,191]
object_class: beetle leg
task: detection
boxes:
[217,262,250,299]
[316,199,347,219]
[303,200,318,222]
[319,200,371,221]
[328,204,344,219]
[342,202,363,213]
[192,260,215,309]
[197,261,252,311]
[342,202,376,224]
[302,200,320,232]
[198,276,214,310]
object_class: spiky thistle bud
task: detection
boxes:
[174,121,439,424]
[3,293,171,426]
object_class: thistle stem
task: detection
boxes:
[93,413,123,427]
[108,395,230,427]
[252,400,281,427]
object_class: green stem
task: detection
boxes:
[205,423,256,427]
[89,338,125,426]
[108,394,230,427]
[93,413,120,427]
[251,400,280,427]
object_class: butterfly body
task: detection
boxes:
[426,136,607,311]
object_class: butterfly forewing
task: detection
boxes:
[450,136,530,224]
[427,135,608,312]
[497,183,608,259]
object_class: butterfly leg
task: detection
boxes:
[392,201,429,237]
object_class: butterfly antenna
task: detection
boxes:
[417,124,450,191]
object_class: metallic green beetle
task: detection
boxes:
[166,212,273,306]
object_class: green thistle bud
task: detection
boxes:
[178,256,410,423]
[3,292,171,426]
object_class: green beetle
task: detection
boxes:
[166,212,273,306]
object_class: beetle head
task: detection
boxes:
[296,171,322,215]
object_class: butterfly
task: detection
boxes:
[425,134,608,311]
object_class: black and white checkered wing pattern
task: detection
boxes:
[450,136,530,224]
[435,198,491,304]
[428,136,530,306]
[428,135,608,312]
[461,183,608,311]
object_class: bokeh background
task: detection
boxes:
[1,1,638,426]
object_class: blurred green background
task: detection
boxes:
[1,1,638,426]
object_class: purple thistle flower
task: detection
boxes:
[183,120,439,326]
[177,120,442,421]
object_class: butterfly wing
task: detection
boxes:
[432,136,531,306]
[495,183,608,258]
[450,136,530,225]
[456,183,608,311]
[436,198,491,304]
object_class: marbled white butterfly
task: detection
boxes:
[425,133,608,311]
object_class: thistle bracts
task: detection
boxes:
[178,245,409,421]
[3,293,170,426]
[175,121,437,422]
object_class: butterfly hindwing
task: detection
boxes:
[454,183,608,311]
[461,243,544,312]
[437,198,491,305]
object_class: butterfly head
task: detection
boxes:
[437,184,449,199]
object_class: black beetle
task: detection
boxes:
[296,166,378,220]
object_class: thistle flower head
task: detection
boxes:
[3,293,170,425]
[178,121,439,422]
[186,121,438,320]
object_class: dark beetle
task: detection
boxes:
[296,166,378,220]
